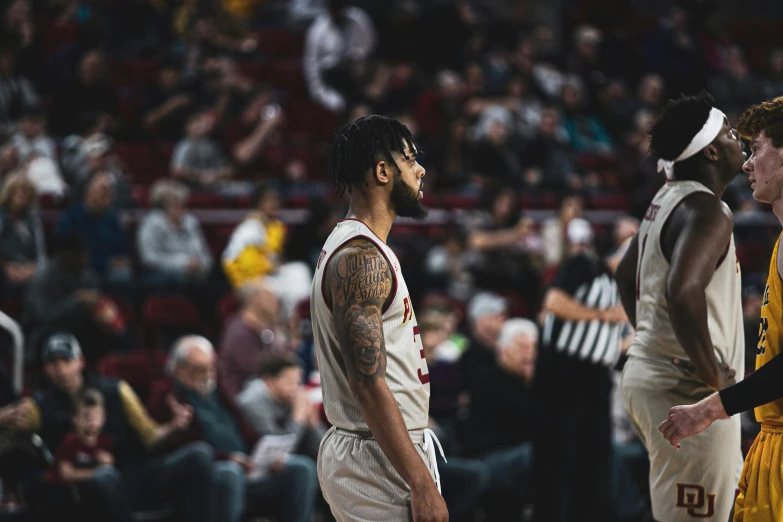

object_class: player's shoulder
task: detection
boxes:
[327,237,391,275]
[679,191,733,226]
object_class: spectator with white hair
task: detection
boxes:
[458,291,506,388]
[147,335,319,522]
[457,317,537,521]
[136,179,213,282]
[218,277,288,398]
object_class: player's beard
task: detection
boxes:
[390,171,428,220]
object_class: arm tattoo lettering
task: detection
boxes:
[328,242,392,381]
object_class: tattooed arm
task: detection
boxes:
[326,239,445,510]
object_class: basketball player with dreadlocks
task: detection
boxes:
[615,91,747,522]
[311,115,448,522]
[659,97,783,522]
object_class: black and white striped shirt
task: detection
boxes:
[541,253,622,367]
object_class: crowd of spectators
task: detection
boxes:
[0,0,781,520]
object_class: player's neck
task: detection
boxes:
[772,198,783,226]
[345,199,395,243]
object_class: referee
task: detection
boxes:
[532,218,628,522]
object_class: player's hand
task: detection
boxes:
[600,305,628,323]
[658,393,729,448]
[410,480,448,522]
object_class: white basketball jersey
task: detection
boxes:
[630,180,744,377]
[311,219,430,431]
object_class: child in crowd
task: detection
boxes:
[55,388,114,484]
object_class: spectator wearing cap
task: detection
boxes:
[219,278,286,398]
[137,179,213,284]
[23,231,124,364]
[57,170,132,283]
[4,332,215,522]
[532,217,628,522]
[171,110,233,188]
[457,318,537,521]
[148,335,319,522]
[0,172,45,289]
[458,291,507,388]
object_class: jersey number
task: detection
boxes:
[636,234,648,301]
[404,298,429,385]
[758,316,769,356]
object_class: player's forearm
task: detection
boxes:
[351,378,434,490]
[667,289,721,389]
[720,353,783,416]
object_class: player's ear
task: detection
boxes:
[374,160,391,186]
[703,143,720,161]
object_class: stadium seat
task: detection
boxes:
[142,294,201,350]
[97,350,168,402]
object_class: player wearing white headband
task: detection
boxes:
[614,91,747,522]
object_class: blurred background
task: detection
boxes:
[0,0,778,520]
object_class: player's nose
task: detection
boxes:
[742,157,753,173]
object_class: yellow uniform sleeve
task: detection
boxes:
[118,380,161,449]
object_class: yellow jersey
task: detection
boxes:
[222,216,286,288]
[755,234,783,423]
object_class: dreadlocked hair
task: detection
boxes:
[328,115,417,197]
[737,96,783,147]
[649,90,715,161]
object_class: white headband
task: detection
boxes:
[656,106,727,180]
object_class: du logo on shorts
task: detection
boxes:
[675,483,716,518]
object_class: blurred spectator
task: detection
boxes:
[7,107,67,196]
[63,132,132,210]
[222,184,283,286]
[303,0,376,113]
[229,91,286,170]
[237,353,325,460]
[137,179,213,282]
[519,107,581,190]
[567,25,606,105]
[645,5,705,96]
[471,106,524,185]
[23,234,123,363]
[458,318,537,522]
[533,218,626,522]
[219,278,286,398]
[171,110,234,187]
[560,81,614,155]
[142,59,195,140]
[464,186,543,302]
[0,172,45,288]
[0,46,40,134]
[53,388,132,521]
[762,48,783,100]
[708,45,762,114]
[49,49,119,136]
[148,335,319,522]
[60,112,109,185]
[459,292,506,387]
[9,332,214,522]
[57,170,132,282]
[424,229,472,301]
[541,193,584,268]
[419,312,465,424]
[2,0,43,85]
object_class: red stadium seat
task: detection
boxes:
[97,350,168,401]
[142,294,200,328]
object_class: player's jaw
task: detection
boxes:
[390,171,428,220]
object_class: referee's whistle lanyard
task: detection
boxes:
[422,428,447,494]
